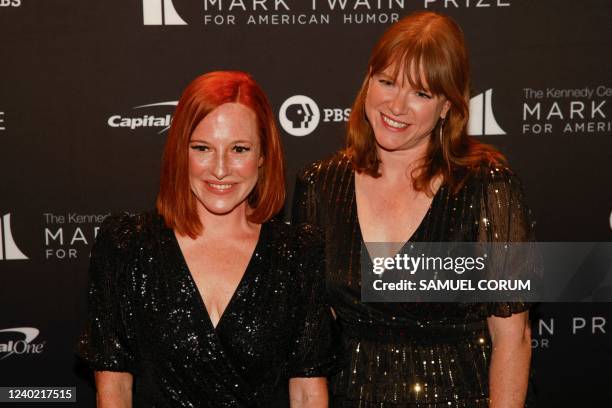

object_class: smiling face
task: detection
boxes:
[188,103,263,218]
[364,63,451,153]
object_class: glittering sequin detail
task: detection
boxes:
[78,213,341,407]
[292,152,536,407]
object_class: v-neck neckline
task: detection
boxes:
[351,169,443,246]
[170,222,267,331]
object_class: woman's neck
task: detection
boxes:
[195,203,259,240]
[376,141,429,184]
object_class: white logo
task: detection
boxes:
[521,85,611,135]
[0,111,5,131]
[424,0,511,8]
[108,101,177,133]
[0,213,28,260]
[0,327,44,359]
[279,95,321,137]
[531,317,606,349]
[143,0,187,25]
[43,212,108,260]
[0,0,21,7]
[468,89,506,136]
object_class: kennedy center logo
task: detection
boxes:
[0,213,28,260]
[143,0,187,25]
[468,89,506,136]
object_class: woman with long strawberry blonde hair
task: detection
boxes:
[293,11,535,408]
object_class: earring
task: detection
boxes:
[439,117,446,145]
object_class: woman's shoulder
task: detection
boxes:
[296,150,352,185]
[265,219,323,251]
[463,161,531,223]
[265,221,325,288]
[465,160,524,193]
[96,210,162,252]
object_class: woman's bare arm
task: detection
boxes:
[487,311,531,408]
[289,377,328,408]
[95,371,133,408]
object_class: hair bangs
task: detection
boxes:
[404,40,449,97]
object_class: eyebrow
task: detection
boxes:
[189,139,254,144]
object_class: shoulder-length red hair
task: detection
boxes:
[157,71,285,238]
[346,11,504,194]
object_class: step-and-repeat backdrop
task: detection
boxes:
[1,0,611,406]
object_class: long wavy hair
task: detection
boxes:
[346,11,505,194]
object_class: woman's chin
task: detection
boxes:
[199,200,245,217]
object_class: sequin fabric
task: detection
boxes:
[291,152,536,407]
[78,212,341,407]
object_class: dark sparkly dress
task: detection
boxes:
[292,152,535,408]
[78,212,340,408]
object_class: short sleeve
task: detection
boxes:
[77,215,136,372]
[477,166,537,318]
[287,224,342,378]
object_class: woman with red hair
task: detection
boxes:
[80,71,339,407]
[293,11,534,408]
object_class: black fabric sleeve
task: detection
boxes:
[478,167,536,318]
[291,164,319,227]
[287,224,342,378]
[77,215,136,372]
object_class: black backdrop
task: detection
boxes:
[0,0,611,406]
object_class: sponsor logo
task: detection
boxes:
[521,85,611,135]
[43,212,109,260]
[0,0,21,7]
[143,0,187,25]
[145,0,409,27]
[107,101,177,133]
[0,327,45,360]
[140,0,513,27]
[0,213,28,261]
[0,111,4,131]
[424,0,511,8]
[531,316,607,349]
[279,95,321,137]
[279,89,508,138]
[467,89,506,136]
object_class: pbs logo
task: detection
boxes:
[0,0,21,6]
[279,95,320,137]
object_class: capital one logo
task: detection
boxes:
[107,101,177,133]
[467,89,506,136]
[142,0,187,25]
[0,328,44,359]
[279,95,321,137]
[0,213,28,260]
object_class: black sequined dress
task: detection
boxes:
[292,152,535,407]
[78,212,340,407]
